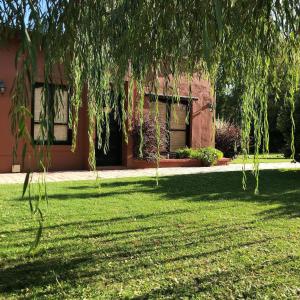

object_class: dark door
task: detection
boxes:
[95,114,122,166]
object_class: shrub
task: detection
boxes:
[175,147,198,159]
[197,147,223,166]
[132,115,169,161]
[175,147,223,166]
[215,118,241,158]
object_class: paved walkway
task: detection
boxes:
[0,162,299,184]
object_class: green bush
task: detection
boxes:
[175,147,194,158]
[215,118,241,158]
[175,147,200,159]
[197,147,223,166]
[175,147,223,166]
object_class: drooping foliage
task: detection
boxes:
[277,92,300,159]
[215,118,241,158]
[133,114,169,162]
[0,0,299,165]
[0,0,299,247]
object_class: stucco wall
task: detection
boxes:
[0,40,215,173]
[0,39,89,173]
[125,76,215,168]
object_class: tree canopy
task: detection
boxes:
[0,0,299,180]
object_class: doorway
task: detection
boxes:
[95,112,122,167]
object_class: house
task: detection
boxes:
[0,38,215,173]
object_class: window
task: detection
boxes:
[32,83,71,144]
[169,102,189,151]
[150,97,190,152]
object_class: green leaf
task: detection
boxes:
[22,172,30,199]
[29,219,43,252]
[214,0,223,40]
[21,143,27,166]
[203,16,211,70]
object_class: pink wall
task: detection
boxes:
[0,39,89,173]
[0,40,215,173]
[126,76,215,167]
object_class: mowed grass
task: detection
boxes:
[230,153,292,164]
[0,170,300,299]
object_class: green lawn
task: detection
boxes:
[0,170,300,299]
[230,153,292,164]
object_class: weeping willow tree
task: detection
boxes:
[0,0,299,246]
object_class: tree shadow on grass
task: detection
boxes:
[1,234,297,298]
[0,208,191,236]
[62,170,300,219]
[7,217,256,250]
[1,169,299,298]
[132,255,299,299]
[0,225,273,295]
[15,170,300,220]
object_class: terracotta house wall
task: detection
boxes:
[164,75,215,148]
[0,40,215,173]
[0,41,15,172]
[0,40,89,173]
[126,76,215,168]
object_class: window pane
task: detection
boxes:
[34,124,48,141]
[150,101,167,124]
[54,124,68,141]
[34,87,44,121]
[170,131,186,152]
[54,89,68,124]
[170,103,187,130]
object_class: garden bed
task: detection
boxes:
[129,157,230,169]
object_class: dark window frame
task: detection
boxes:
[31,82,72,145]
[148,95,191,153]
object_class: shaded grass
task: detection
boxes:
[230,153,291,164]
[0,169,300,299]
